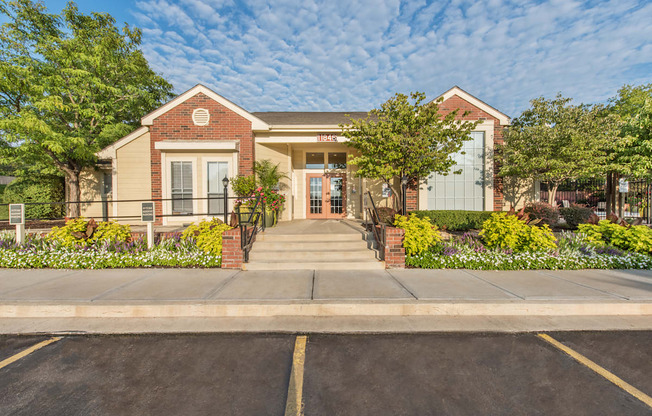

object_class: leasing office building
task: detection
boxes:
[79,85,512,224]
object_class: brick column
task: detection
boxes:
[405,188,418,212]
[384,226,406,269]
[221,228,243,269]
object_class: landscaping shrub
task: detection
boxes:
[394,214,441,255]
[0,232,221,269]
[1,177,64,219]
[181,218,231,255]
[479,212,557,252]
[559,204,594,228]
[376,207,397,225]
[47,218,131,247]
[230,175,256,197]
[523,202,559,226]
[578,220,652,254]
[411,210,493,231]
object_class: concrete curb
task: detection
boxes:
[1,301,651,318]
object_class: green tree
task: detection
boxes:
[0,0,173,216]
[498,94,620,205]
[341,92,479,211]
[609,83,652,178]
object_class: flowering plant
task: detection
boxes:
[238,186,285,212]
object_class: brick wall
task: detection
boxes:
[221,228,243,269]
[149,93,255,222]
[384,226,406,269]
[439,95,505,211]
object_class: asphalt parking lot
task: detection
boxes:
[0,332,650,415]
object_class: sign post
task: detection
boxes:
[9,204,25,245]
[618,179,629,193]
[141,202,155,250]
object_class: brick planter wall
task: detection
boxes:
[384,226,406,269]
[221,228,243,269]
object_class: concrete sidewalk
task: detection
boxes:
[0,268,650,333]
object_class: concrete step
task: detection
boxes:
[249,249,378,262]
[254,240,369,251]
[258,233,364,243]
[244,260,386,270]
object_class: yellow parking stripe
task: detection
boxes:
[285,335,308,416]
[537,333,652,408]
[0,337,61,371]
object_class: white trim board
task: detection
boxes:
[96,127,149,159]
[155,141,238,151]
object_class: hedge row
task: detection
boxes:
[411,210,493,231]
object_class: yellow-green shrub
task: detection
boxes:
[47,218,131,247]
[479,213,556,252]
[578,220,652,254]
[394,214,441,255]
[181,218,232,256]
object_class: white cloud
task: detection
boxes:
[132,0,652,116]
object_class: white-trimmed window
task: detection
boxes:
[171,161,193,214]
[207,161,229,215]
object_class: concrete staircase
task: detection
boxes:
[245,231,384,270]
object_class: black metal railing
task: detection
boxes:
[235,196,265,263]
[365,191,385,260]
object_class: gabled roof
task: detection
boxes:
[252,112,369,126]
[438,86,510,125]
[140,84,269,130]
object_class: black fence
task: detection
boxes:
[0,195,247,225]
[539,177,652,222]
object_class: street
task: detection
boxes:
[1,332,651,415]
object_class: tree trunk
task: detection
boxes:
[65,170,82,218]
[547,183,559,206]
[605,172,612,215]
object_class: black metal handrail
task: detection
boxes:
[366,191,385,260]
[235,196,265,263]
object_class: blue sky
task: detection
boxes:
[30,0,652,116]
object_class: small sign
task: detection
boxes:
[141,202,155,222]
[9,204,24,225]
[619,179,629,193]
[317,134,338,142]
[382,183,392,198]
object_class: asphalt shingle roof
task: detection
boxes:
[251,112,369,125]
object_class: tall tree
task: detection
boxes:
[0,0,173,216]
[498,94,620,205]
[609,83,652,178]
[341,92,479,211]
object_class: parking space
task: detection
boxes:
[302,333,651,415]
[0,332,650,415]
[0,336,50,362]
[548,331,652,396]
[0,334,295,415]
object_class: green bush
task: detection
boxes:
[523,202,559,226]
[411,210,493,231]
[479,212,557,252]
[578,220,652,254]
[1,178,64,220]
[47,218,131,247]
[394,214,442,255]
[559,204,594,228]
[230,175,256,198]
[181,218,232,255]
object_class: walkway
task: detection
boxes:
[0,268,650,333]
